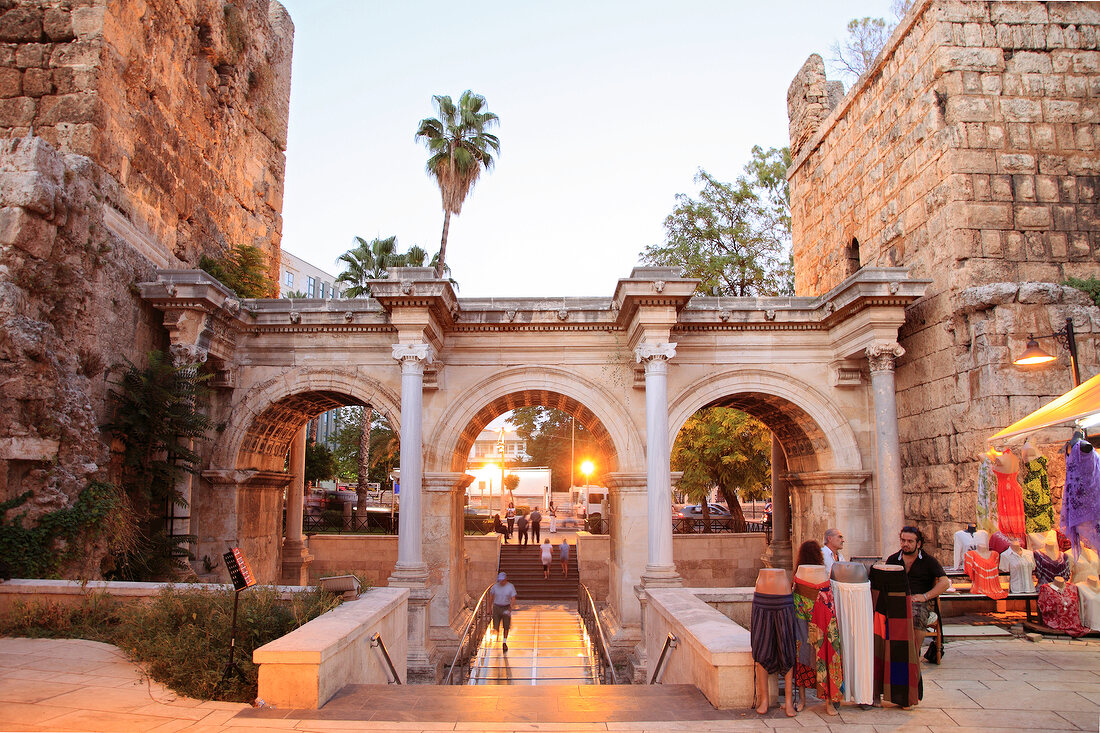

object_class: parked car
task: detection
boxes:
[675,503,733,532]
[323,488,358,511]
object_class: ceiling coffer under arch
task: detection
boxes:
[239,390,364,461]
[451,390,616,473]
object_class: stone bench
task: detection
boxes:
[254,586,408,709]
[644,587,754,709]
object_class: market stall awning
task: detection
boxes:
[989,372,1100,442]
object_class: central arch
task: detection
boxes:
[426,366,645,475]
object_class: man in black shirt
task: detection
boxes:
[885,525,949,656]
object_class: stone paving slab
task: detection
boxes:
[0,636,1098,731]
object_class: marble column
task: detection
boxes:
[635,342,680,583]
[281,426,312,585]
[388,342,435,682]
[169,343,207,572]
[867,341,905,555]
[762,435,793,570]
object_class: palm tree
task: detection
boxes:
[415,90,500,279]
[335,235,400,297]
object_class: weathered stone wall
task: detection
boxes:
[0,0,292,283]
[0,0,293,577]
[788,0,1100,555]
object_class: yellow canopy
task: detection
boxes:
[989,371,1100,442]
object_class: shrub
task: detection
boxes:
[1065,277,1100,307]
[199,243,272,298]
[0,585,341,703]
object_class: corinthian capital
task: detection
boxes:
[634,342,677,364]
[866,342,905,373]
[169,343,208,367]
[392,343,434,364]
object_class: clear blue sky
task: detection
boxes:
[277,1,896,297]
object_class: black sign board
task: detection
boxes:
[223,547,256,591]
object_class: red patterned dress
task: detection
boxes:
[810,589,844,703]
[964,550,1008,600]
[1037,583,1091,637]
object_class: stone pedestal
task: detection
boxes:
[280,540,313,586]
[423,471,474,666]
[388,569,436,683]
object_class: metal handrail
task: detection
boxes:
[649,632,678,684]
[577,582,618,684]
[444,584,494,684]
[369,632,401,684]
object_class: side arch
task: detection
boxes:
[213,366,402,470]
[425,366,645,474]
[668,368,864,474]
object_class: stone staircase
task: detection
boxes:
[468,605,597,685]
[498,540,578,602]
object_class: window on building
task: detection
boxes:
[307,276,316,297]
[285,271,294,286]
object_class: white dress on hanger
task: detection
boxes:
[830,578,874,705]
[953,529,978,570]
[999,549,1036,593]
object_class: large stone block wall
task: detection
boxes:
[0,0,292,283]
[788,0,1100,555]
[0,0,294,577]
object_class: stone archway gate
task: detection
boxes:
[140,265,928,679]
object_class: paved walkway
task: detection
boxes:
[0,635,1098,731]
[468,605,598,685]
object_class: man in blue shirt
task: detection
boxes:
[490,571,517,652]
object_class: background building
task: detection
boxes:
[280,249,342,299]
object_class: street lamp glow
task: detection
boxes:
[580,460,594,477]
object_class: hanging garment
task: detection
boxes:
[963,550,1008,600]
[870,566,920,708]
[976,456,998,535]
[952,529,977,570]
[999,549,1037,593]
[831,578,874,705]
[1071,548,1100,585]
[810,589,845,704]
[1034,550,1071,586]
[1076,583,1100,631]
[1022,456,1054,533]
[993,462,1026,538]
[793,580,819,689]
[1037,583,1091,637]
[750,592,798,675]
[1062,442,1100,557]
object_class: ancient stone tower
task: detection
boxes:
[787,0,1100,554]
[0,0,293,574]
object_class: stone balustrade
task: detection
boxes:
[644,587,754,709]
[0,579,309,614]
[254,587,408,709]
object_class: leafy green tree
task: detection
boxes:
[105,351,211,579]
[641,147,793,297]
[330,409,400,488]
[503,473,520,499]
[415,90,500,279]
[509,407,603,493]
[830,2,912,81]
[283,290,308,299]
[304,441,336,486]
[671,407,772,531]
[199,243,273,298]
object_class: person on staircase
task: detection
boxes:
[541,538,553,580]
[560,539,570,578]
[517,511,529,546]
[549,502,557,533]
[530,507,543,543]
[490,571,516,653]
[506,502,516,541]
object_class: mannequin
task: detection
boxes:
[1077,575,1100,631]
[1070,543,1100,585]
[793,564,840,715]
[751,568,798,716]
[869,563,920,708]
[1028,530,1056,554]
[999,538,1036,593]
[964,530,1007,600]
[1038,575,1091,637]
[830,561,873,706]
[952,525,978,570]
[1035,539,1071,585]
[1021,440,1054,533]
